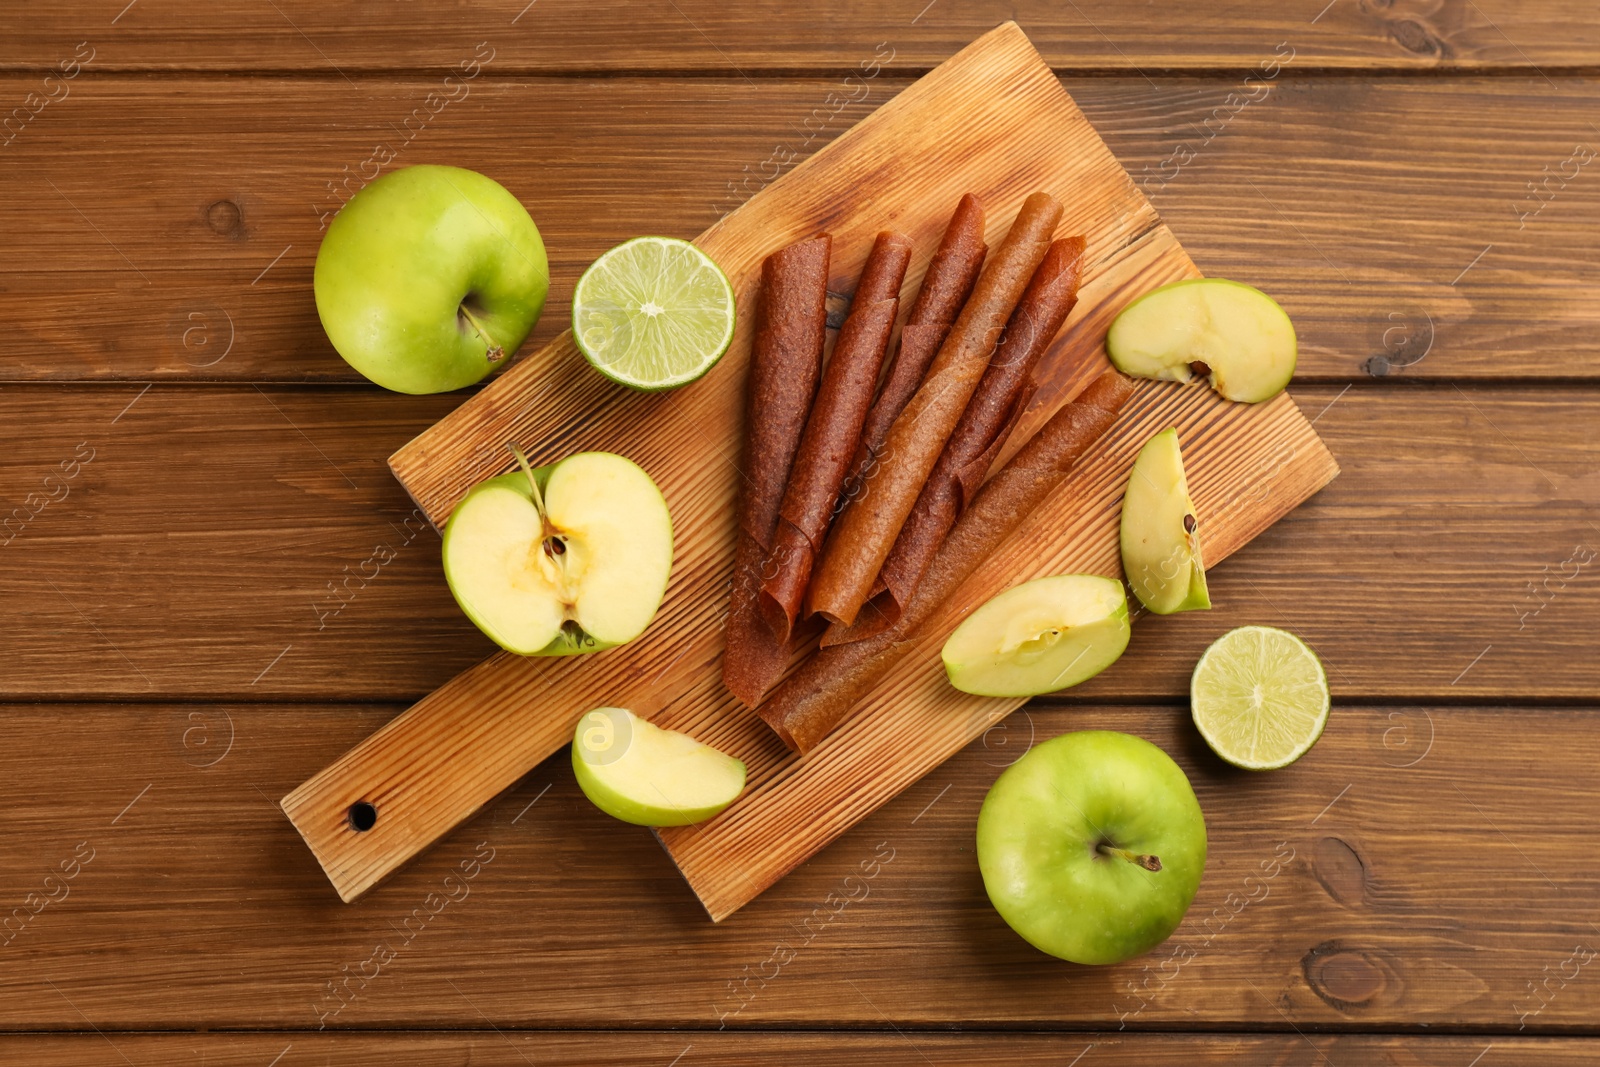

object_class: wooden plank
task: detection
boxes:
[2,74,1598,382]
[5,703,1600,1032]
[0,383,1594,703]
[0,1032,1587,1065]
[4,1,1598,72]
[0,384,486,700]
[291,22,1336,908]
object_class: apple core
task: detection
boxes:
[442,447,673,656]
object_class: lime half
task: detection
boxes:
[1191,626,1329,770]
[572,237,735,390]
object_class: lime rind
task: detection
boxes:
[572,236,735,391]
[1190,625,1329,770]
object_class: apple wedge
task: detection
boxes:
[942,575,1131,697]
[572,707,745,826]
[1120,428,1210,615]
[1106,278,1296,403]
[443,448,673,655]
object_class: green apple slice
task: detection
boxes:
[942,575,1131,697]
[1106,278,1296,403]
[1120,428,1211,615]
[442,449,673,655]
[572,707,746,826]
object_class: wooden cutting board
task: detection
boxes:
[282,21,1339,915]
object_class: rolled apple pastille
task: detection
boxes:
[844,194,988,491]
[757,231,914,644]
[825,235,1088,648]
[722,234,832,707]
[807,191,1063,628]
[758,369,1134,753]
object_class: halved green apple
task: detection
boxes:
[1120,428,1210,615]
[442,448,673,655]
[942,575,1131,697]
[1106,278,1296,403]
[572,707,746,826]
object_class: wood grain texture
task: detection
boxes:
[3,0,1597,1050]
[3,0,1596,72]
[0,384,1594,703]
[2,74,1599,382]
[0,1032,1588,1066]
[0,385,487,700]
[7,703,1600,1032]
[291,23,1336,909]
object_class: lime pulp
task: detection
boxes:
[571,236,735,391]
[1190,625,1329,770]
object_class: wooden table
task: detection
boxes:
[2,3,1597,1063]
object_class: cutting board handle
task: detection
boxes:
[281,653,574,902]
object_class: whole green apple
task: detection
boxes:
[977,730,1206,965]
[314,165,549,393]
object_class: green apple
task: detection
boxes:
[977,730,1207,965]
[1106,278,1296,403]
[314,165,549,394]
[442,447,673,655]
[1120,428,1210,615]
[942,575,1130,697]
[572,707,745,826]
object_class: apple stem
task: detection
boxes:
[1098,844,1162,872]
[460,304,506,363]
[507,441,549,519]
[508,441,572,575]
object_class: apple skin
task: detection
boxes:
[1106,278,1296,403]
[977,730,1207,965]
[942,575,1131,697]
[441,454,673,656]
[443,471,613,656]
[314,165,549,394]
[571,707,745,827]
[1120,428,1211,615]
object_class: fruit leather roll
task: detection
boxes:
[758,369,1134,753]
[808,192,1063,627]
[758,232,914,645]
[722,235,831,707]
[843,194,987,494]
[824,235,1087,647]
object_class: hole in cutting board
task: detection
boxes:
[347,801,378,833]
